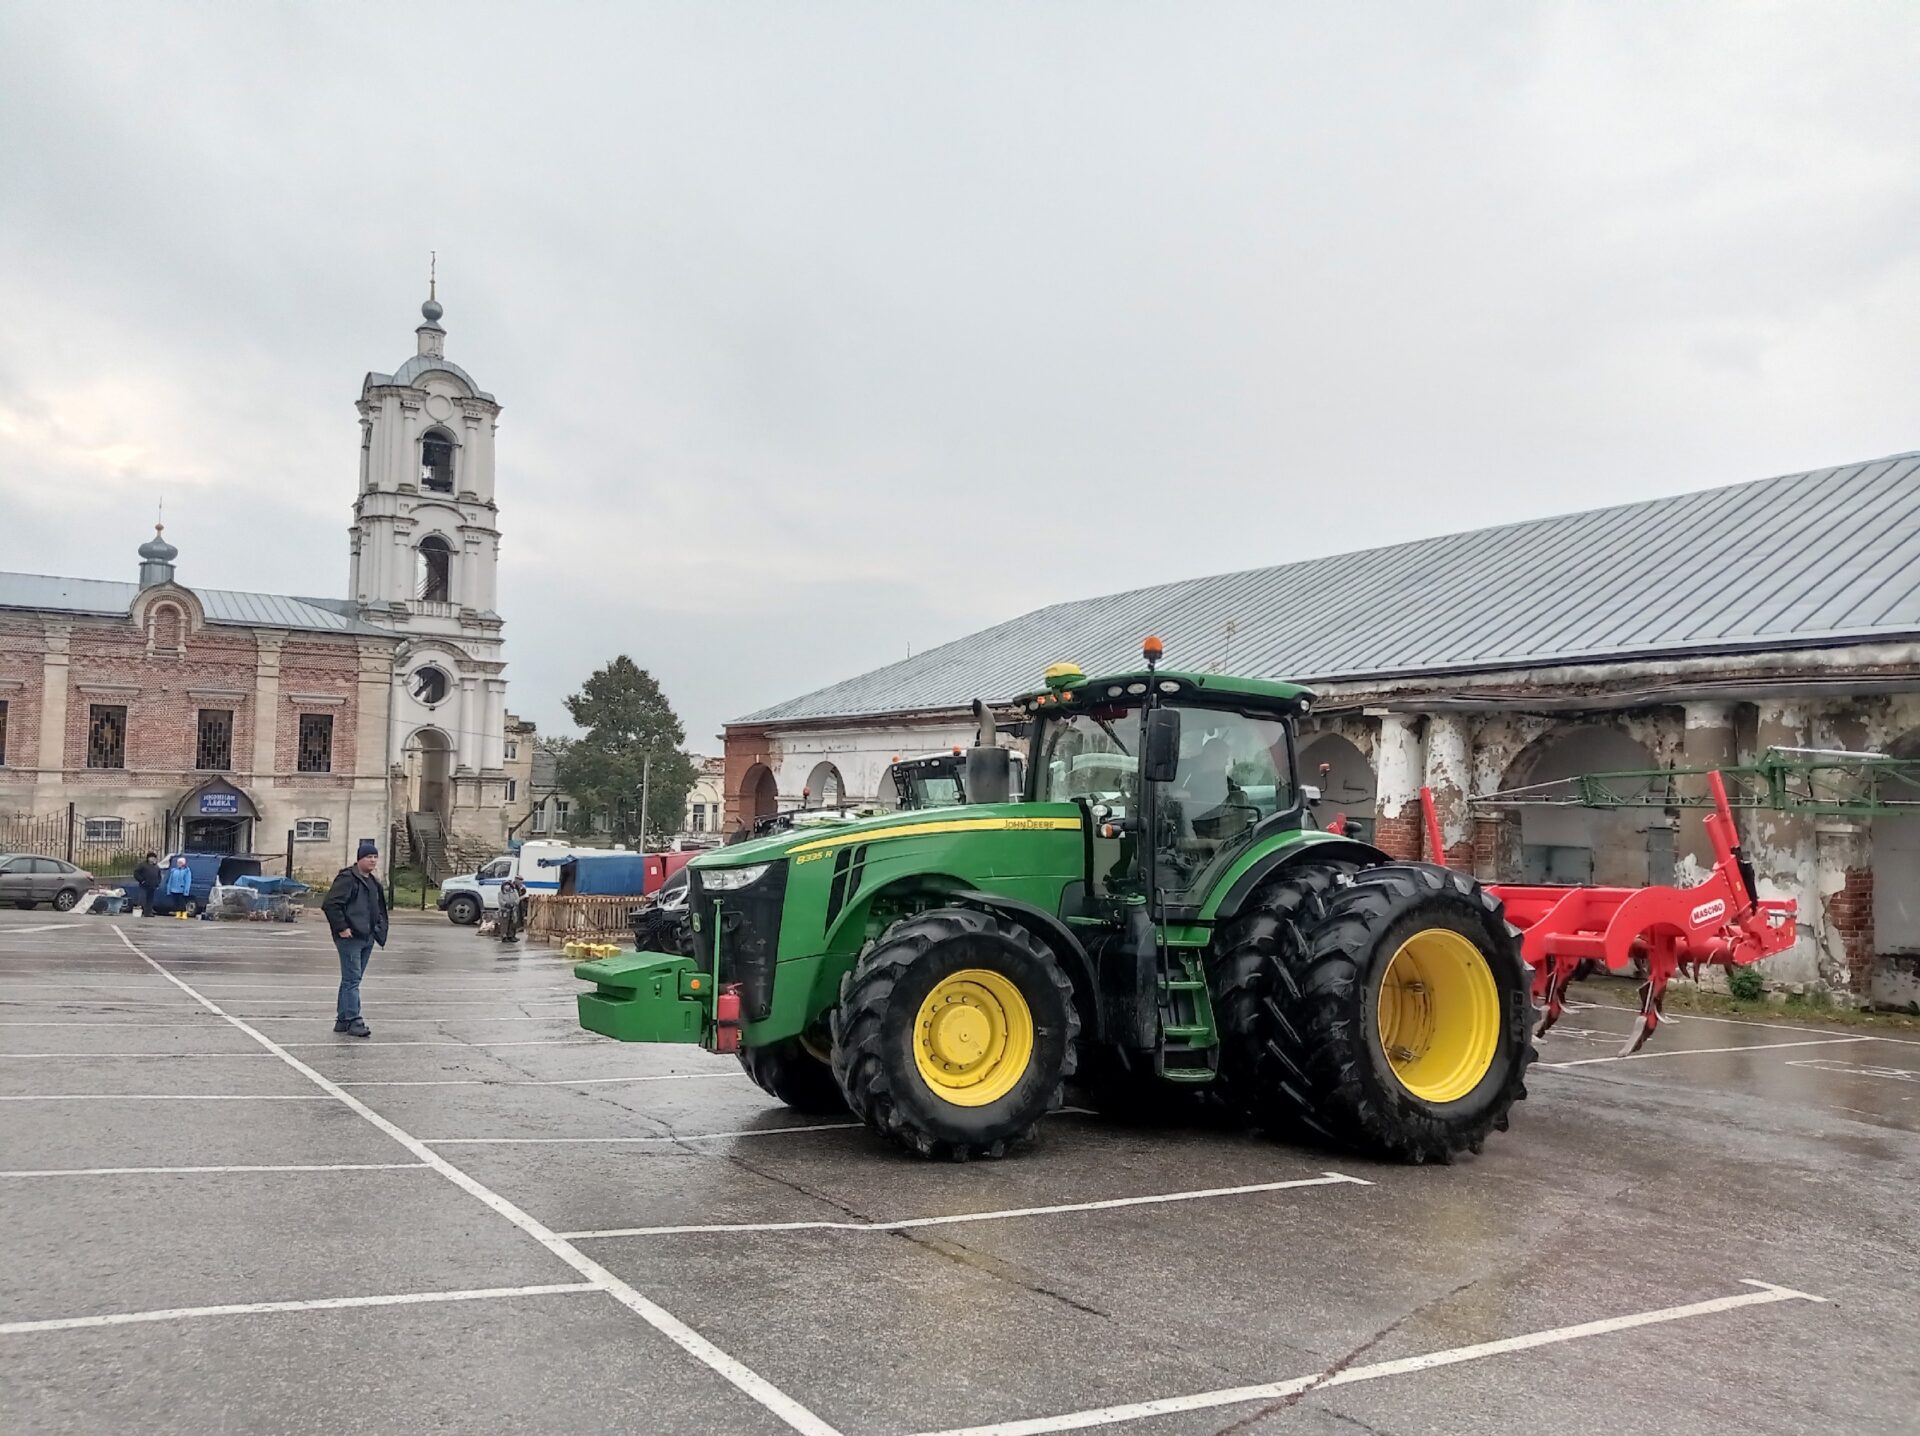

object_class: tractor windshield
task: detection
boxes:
[1034,700,1297,902]
[1035,705,1139,807]
[1156,707,1296,902]
[901,768,964,809]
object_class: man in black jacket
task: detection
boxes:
[321,839,389,1038]
[132,852,161,918]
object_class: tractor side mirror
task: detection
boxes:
[1143,708,1182,784]
[1301,784,1322,808]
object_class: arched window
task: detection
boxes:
[804,761,845,807]
[420,429,455,492]
[417,535,453,602]
[146,601,186,657]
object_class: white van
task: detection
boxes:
[438,840,625,925]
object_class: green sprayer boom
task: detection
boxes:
[1474,747,1920,818]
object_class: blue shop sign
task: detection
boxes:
[198,792,241,815]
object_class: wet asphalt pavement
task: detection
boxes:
[2,907,1916,1435]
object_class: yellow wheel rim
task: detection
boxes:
[913,968,1035,1107]
[1375,928,1501,1105]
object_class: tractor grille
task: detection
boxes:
[689,862,788,1023]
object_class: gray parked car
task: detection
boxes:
[0,854,95,911]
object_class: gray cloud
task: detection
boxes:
[3,2,1916,746]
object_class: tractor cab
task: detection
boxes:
[882,749,1029,811]
[1016,654,1313,914]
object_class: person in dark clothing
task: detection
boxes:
[494,874,527,943]
[321,839,389,1038]
[132,852,162,917]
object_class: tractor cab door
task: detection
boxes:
[1150,707,1297,906]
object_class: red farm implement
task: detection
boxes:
[1421,770,1798,1056]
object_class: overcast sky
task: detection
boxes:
[3,3,1917,747]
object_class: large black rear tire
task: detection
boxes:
[832,908,1078,1161]
[1215,862,1533,1163]
[1210,860,1357,1142]
[739,1038,847,1115]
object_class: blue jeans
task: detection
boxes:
[334,935,374,1022]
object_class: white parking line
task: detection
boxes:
[0,1051,277,1059]
[0,1013,212,1029]
[427,1123,863,1146]
[0,983,579,995]
[339,1072,743,1089]
[1787,1057,1920,1085]
[279,1038,601,1049]
[221,1003,578,1012]
[0,1162,431,1178]
[236,1014,576,1024]
[106,925,842,1436]
[1565,1000,1920,1048]
[0,1093,333,1101]
[1537,1036,1875,1069]
[559,1172,1369,1240]
[913,1280,1824,1436]
[0,1282,599,1336]
[0,1009,204,1017]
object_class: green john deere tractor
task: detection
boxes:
[576,639,1534,1162]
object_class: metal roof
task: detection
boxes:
[739,451,1920,725]
[0,572,391,636]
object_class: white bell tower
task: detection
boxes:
[351,271,509,844]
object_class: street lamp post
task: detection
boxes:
[638,751,654,851]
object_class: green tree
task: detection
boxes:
[554,657,698,845]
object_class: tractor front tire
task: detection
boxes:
[832,908,1078,1161]
[1218,863,1533,1163]
[739,1038,846,1115]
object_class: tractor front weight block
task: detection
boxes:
[575,951,710,1045]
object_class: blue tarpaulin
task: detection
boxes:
[234,874,309,896]
[558,853,652,896]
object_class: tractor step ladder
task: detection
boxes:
[1155,973,1218,1082]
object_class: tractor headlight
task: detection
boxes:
[701,863,772,892]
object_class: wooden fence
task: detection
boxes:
[0,815,162,876]
[526,895,635,946]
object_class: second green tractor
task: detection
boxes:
[578,640,1535,1163]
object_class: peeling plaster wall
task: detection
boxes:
[1744,702,1819,984]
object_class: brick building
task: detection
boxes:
[0,284,516,876]
[724,450,1920,1005]
[0,534,395,875]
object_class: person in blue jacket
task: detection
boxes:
[163,855,194,915]
[321,839,388,1039]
